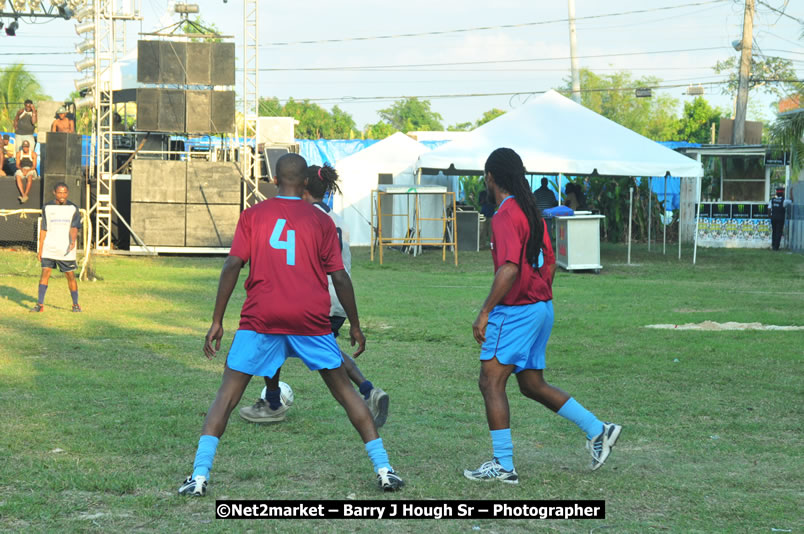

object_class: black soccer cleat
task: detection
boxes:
[178,475,207,497]
[29,304,43,313]
[376,468,404,491]
[71,304,82,313]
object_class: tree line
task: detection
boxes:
[0,59,799,144]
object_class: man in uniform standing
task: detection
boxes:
[31,182,82,313]
[769,187,793,251]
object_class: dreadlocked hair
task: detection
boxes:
[485,148,544,267]
[306,163,341,199]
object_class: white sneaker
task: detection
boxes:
[587,422,622,470]
[463,458,519,484]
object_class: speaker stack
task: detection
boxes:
[129,160,240,247]
[127,38,238,249]
[135,40,235,134]
[42,131,84,206]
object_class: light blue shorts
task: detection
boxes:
[479,300,554,373]
[226,330,343,378]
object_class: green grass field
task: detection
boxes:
[1,244,802,533]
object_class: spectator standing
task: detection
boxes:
[533,177,558,214]
[14,99,37,150]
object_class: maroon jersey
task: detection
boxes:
[229,197,344,335]
[490,196,555,305]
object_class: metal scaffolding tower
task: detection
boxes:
[89,0,139,252]
[241,0,261,208]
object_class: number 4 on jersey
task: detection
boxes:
[270,219,296,265]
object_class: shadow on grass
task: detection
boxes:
[0,284,38,309]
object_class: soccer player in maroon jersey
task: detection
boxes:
[179,154,403,496]
[240,162,390,428]
[463,148,621,484]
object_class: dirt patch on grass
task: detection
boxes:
[646,321,804,331]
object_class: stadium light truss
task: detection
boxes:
[0,0,88,20]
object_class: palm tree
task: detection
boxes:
[768,25,804,176]
[0,64,50,131]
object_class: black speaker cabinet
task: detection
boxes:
[159,41,187,85]
[159,89,186,132]
[42,174,82,205]
[456,210,480,252]
[210,42,235,86]
[43,132,82,176]
[138,133,169,160]
[186,42,211,85]
[185,204,239,247]
[185,90,211,134]
[187,161,240,204]
[209,91,235,133]
[137,40,161,84]
[130,202,186,246]
[131,160,186,203]
[135,88,160,131]
[112,177,131,250]
[262,147,289,181]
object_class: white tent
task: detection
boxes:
[416,90,703,179]
[334,132,430,246]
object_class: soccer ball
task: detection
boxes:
[260,381,294,407]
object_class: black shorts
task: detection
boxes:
[330,316,346,337]
[42,258,77,273]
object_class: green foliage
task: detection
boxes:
[447,121,473,132]
[560,69,680,141]
[448,108,506,132]
[363,121,398,139]
[677,96,726,144]
[475,108,506,127]
[770,109,804,177]
[0,64,49,131]
[459,175,485,210]
[259,97,358,139]
[181,16,223,42]
[582,176,668,243]
[713,55,797,101]
[378,97,443,132]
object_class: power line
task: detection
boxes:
[273,78,803,105]
[756,0,804,24]
[257,46,732,72]
[260,0,729,47]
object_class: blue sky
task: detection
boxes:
[3,0,802,132]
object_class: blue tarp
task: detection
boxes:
[298,139,379,167]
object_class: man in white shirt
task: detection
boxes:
[31,182,82,313]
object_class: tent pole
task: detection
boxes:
[663,175,667,255]
[627,186,633,265]
[416,168,422,186]
[693,174,701,265]
[648,176,652,252]
[678,179,682,260]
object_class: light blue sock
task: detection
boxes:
[557,398,604,440]
[490,428,514,471]
[365,438,391,473]
[191,435,219,479]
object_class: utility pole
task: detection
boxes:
[568,0,581,104]
[732,0,754,145]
